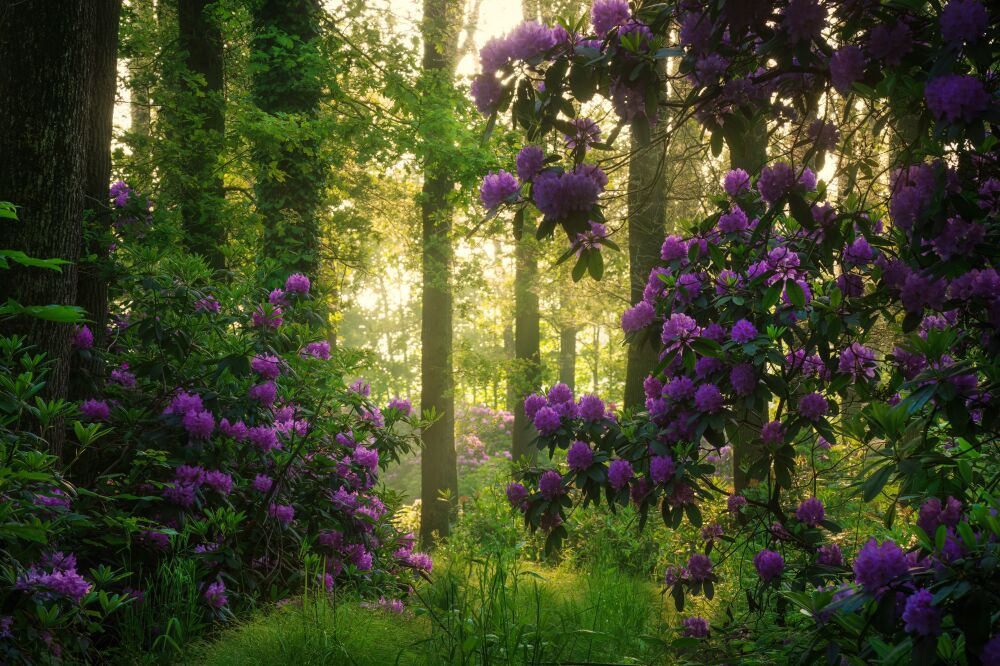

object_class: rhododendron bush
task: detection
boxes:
[0,187,429,661]
[478,0,1000,662]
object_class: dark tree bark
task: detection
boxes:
[623,129,668,410]
[0,2,103,451]
[558,326,577,394]
[511,212,541,463]
[250,0,325,278]
[74,0,124,398]
[418,0,461,546]
[166,0,227,270]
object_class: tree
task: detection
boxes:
[511,211,542,461]
[250,0,326,277]
[0,2,113,445]
[622,130,668,409]
[75,0,124,397]
[728,117,768,494]
[163,0,227,269]
[417,0,462,545]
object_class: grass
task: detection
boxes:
[191,550,676,666]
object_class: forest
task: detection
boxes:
[0,0,998,664]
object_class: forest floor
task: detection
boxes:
[191,555,677,665]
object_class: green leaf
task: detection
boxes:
[787,193,815,230]
[862,463,894,502]
[0,300,85,323]
[587,250,604,280]
[571,252,588,282]
[784,279,806,309]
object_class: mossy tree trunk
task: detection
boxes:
[250,0,325,278]
[418,0,461,546]
[511,212,541,463]
[166,0,227,270]
[0,2,112,452]
[623,129,668,410]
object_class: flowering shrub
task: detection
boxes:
[477,0,1000,661]
[0,186,430,660]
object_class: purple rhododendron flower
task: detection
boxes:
[817,543,843,566]
[925,74,990,123]
[754,549,784,582]
[660,234,688,262]
[506,482,529,509]
[591,0,631,36]
[760,420,785,445]
[782,0,825,44]
[838,342,877,380]
[548,382,573,405]
[730,363,756,396]
[758,163,797,203]
[621,300,655,332]
[471,74,503,115]
[302,340,331,359]
[940,0,988,45]
[829,45,864,94]
[728,494,747,513]
[203,470,232,495]
[285,273,310,295]
[564,117,601,151]
[796,497,825,526]
[252,474,273,493]
[916,496,962,535]
[608,458,634,490]
[204,580,228,608]
[694,383,723,413]
[249,425,280,452]
[723,168,751,197]
[183,409,215,438]
[72,325,94,350]
[80,399,110,421]
[533,406,561,435]
[268,503,295,525]
[730,319,757,343]
[538,470,564,500]
[577,394,605,421]
[718,205,749,233]
[798,392,829,422]
[516,145,545,182]
[686,554,713,581]
[249,381,277,406]
[683,616,709,638]
[567,440,593,471]
[251,354,282,379]
[853,538,907,590]
[480,170,519,209]
[252,305,283,328]
[524,393,547,419]
[650,455,675,483]
[387,397,412,415]
[902,588,942,636]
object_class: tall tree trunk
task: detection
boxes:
[0,2,103,452]
[250,0,325,278]
[418,0,461,546]
[591,325,600,393]
[623,129,668,410]
[503,323,515,412]
[559,326,577,393]
[511,212,541,463]
[74,0,124,398]
[168,0,226,270]
[729,115,768,494]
